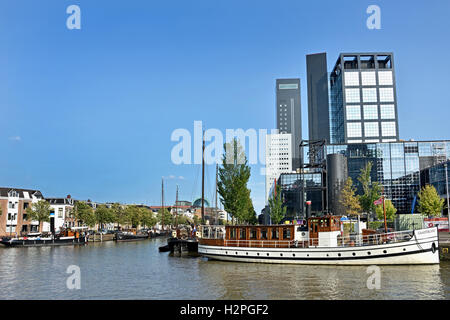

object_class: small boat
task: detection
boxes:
[198,215,440,265]
[115,230,149,242]
[0,228,87,247]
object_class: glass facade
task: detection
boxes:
[420,160,450,215]
[326,141,450,214]
[270,172,326,220]
[329,53,399,143]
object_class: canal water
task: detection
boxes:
[0,237,449,300]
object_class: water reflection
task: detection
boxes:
[0,239,448,300]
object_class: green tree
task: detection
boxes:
[269,184,286,224]
[339,177,362,217]
[95,205,115,231]
[358,161,382,218]
[73,201,96,227]
[417,185,445,217]
[375,199,397,221]
[124,205,142,229]
[157,208,173,229]
[139,207,157,228]
[217,138,254,224]
[25,200,51,232]
[111,203,126,230]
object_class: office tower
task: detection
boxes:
[329,52,399,143]
[306,53,331,143]
[276,79,302,169]
[265,133,292,202]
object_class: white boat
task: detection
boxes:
[198,215,440,265]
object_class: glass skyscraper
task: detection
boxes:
[329,53,399,144]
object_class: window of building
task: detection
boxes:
[347,122,362,138]
[345,88,360,103]
[364,122,379,137]
[362,88,377,103]
[378,71,393,85]
[343,55,358,69]
[361,71,376,86]
[360,55,375,69]
[381,122,397,137]
[346,105,361,120]
[363,105,378,120]
[380,104,395,119]
[379,88,394,102]
[58,208,63,218]
[377,55,392,69]
[365,139,380,143]
[344,72,359,86]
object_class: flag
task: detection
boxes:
[373,197,383,206]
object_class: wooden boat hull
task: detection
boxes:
[199,228,440,265]
[0,237,87,247]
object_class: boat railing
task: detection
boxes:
[217,230,415,248]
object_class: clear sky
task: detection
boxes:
[1,0,449,214]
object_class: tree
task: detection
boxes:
[269,184,286,224]
[417,185,445,217]
[339,177,362,217]
[95,205,115,231]
[124,205,142,229]
[139,207,157,228]
[157,208,173,228]
[375,199,397,221]
[72,201,96,227]
[25,200,51,232]
[358,161,382,218]
[111,203,126,230]
[217,138,254,224]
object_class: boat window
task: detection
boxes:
[260,228,267,240]
[239,228,246,240]
[271,228,279,240]
[250,228,257,239]
[283,228,291,239]
[229,228,236,239]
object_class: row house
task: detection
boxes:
[0,187,44,236]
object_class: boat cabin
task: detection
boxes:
[199,215,343,248]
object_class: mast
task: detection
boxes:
[215,163,218,223]
[161,178,165,231]
[201,130,205,225]
[175,185,179,229]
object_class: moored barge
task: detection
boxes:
[0,228,87,247]
[198,215,440,265]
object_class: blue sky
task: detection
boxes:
[1,0,449,213]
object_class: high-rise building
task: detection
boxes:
[307,52,400,144]
[276,79,302,169]
[329,53,399,143]
[265,133,292,202]
[306,53,331,143]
